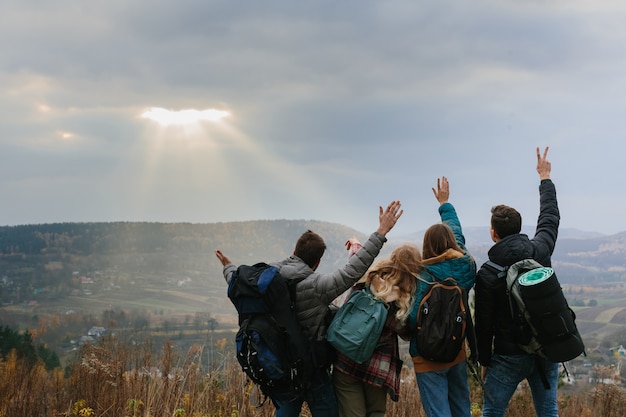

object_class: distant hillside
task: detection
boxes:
[1,221,625,295]
[0,221,370,308]
[394,226,626,284]
[1,220,626,353]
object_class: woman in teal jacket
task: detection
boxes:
[407,177,476,417]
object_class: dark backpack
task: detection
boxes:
[415,273,471,363]
[485,259,585,363]
[227,263,311,403]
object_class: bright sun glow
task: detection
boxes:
[56,130,76,140]
[141,107,230,126]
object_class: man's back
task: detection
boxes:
[278,231,389,347]
[475,147,562,417]
[476,178,560,360]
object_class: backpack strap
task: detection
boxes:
[285,276,305,307]
[535,356,551,390]
[464,293,478,363]
[415,269,456,286]
[484,260,522,332]
[467,359,495,402]
[484,260,507,279]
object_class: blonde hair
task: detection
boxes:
[365,243,422,323]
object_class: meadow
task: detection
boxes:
[1,334,625,417]
[1,222,625,416]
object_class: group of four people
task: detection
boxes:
[215,146,560,417]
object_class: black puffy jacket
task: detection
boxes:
[474,179,560,366]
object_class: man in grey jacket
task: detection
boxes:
[216,200,403,417]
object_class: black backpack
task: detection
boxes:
[415,272,474,363]
[485,259,585,363]
[227,263,311,404]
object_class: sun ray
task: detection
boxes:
[134,106,338,223]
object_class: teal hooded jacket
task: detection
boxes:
[407,202,476,359]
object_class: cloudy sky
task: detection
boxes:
[2,1,626,237]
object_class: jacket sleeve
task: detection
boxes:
[532,179,560,266]
[222,264,237,285]
[474,265,499,366]
[439,203,466,248]
[439,202,475,288]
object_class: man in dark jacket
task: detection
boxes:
[475,147,560,417]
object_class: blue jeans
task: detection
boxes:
[414,361,471,417]
[481,354,559,417]
[274,369,339,417]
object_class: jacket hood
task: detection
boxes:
[423,248,464,264]
[275,255,315,281]
[422,248,475,282]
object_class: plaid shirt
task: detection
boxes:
[333,299,404,401]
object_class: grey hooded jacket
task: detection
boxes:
[222,231,388,365]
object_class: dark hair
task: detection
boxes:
[490,204,522,239]
[422,223,463,259]
[294,230,326,269]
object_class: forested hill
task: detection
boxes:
[0,221,370,306]
[1,220,626,343]
[0,221,362,260]
[1,221,626,283]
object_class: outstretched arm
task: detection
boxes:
[434,176,467,247]
[345,237,363,256]
[215,250,237,284]
[313,201,403,305]
[533,146,559,264]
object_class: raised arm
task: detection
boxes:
[310,200,403,305]
[433,177,465,246]
[533,146,560,264]
[214,250,237,284]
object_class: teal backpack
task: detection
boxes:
[327,287,389,364]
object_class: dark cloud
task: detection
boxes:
[1,1,626,235]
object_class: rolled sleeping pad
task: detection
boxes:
[518,267,585,362]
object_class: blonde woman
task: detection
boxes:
[333,242,421,417]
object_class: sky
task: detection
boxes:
[2,1,626,237]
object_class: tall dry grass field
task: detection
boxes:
[0,336,625,417]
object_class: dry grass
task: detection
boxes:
[0,337,624,417]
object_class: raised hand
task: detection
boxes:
[377,200,403,236]
[432,176,450,205]
[536,146,551,180]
